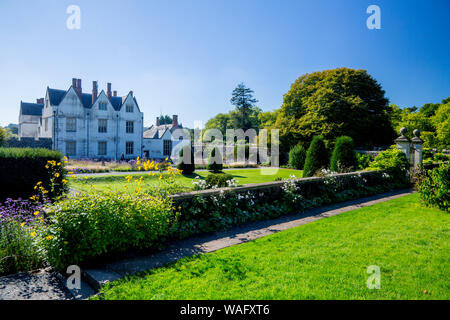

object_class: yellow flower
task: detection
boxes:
[37,181,42,185]
[62,179,68,184]
[34,211,40,216]
[57,162,61,166]
[68,171,74,175]
[165,157,169,161]
[30,232,36,237]
[54,173,60,178]
[71,175,76,179]
[20,222,25,227]
[46,235,54,240]
[159,175,163,180]
[84,176,88,179]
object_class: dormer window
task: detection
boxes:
[126,104,133,113]
[99,102,107,110]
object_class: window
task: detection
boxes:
[98,141,107,156]
[126,104,133,113]
[163,140,172,156]
[126,141,134,155]
[98,119,107,133]
[126,121,134,133]
[99,102,107,110]
[45,118,48,131]
[66,117,76,132]
[66,141,76,156]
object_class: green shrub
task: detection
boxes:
[207,147,223,173]
[367,146,409,181]
[42,192,177,269]
[303,136,329,177]
[177,145,195,175]
[288,144,306,170]
[330,136,357,172]
[417,163,450,212]
[434,153,450,162]
[356,153,372,170]
[205,173,234,188]
[0,148,66,201]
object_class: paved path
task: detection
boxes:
[73,167,269,177]
[84,189,415,292]
[0,189,414,299]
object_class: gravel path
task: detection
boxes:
[0,269,73,300]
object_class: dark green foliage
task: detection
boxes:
[205,173,233,188]
[288,144,306,170]
[303,136,329,177]
[207,147,223,173]
[159,115,172,125]
[177,145,195,175]
[417,163,450,212]
[330,136,357,172]
[230,83,259,131]
[0,148,66,201]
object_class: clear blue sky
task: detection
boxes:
[0,0,449,128]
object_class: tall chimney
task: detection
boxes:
[92,81,98,104]
[36,98,44,104]
[156,117,160,126]
[113,90,117,97]
[172,115,178,128]
[76,79,82,96]
[72,78,77,88]
[107,83,112,100]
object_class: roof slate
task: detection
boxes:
[20,102,44,116]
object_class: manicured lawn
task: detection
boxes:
[94,193,449,300]
[70,168,303,193]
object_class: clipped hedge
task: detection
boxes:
[288,144,306,170]
[303,136,329,177]
[177,145,195,175]
[207,147,223,173]
[0,148,66,201]
[330,136,357,172]
[205,173,233,188]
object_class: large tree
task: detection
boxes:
[274,68,396,151]
[230,83,259,131]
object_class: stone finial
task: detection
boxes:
[395,127,410,143]
[412,128,423,143]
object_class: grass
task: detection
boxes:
[94,193,449,300]
[70,168,303,193]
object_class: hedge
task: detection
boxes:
[177,145,195,175]
[288,144,306,170]
[0,148,66,201]
[207,147,223,173]
[303,136,329,177]
[330,136,357,172]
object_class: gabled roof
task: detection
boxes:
[20,102,44,116]
[46,87,138,111]
[143,123,183,139]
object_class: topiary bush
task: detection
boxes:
[288,144,306,170]
[330,136,357,172]
[207,147,223,173]
[0,148,66,202]
[303,136,329,177]
[417,163,449,212]
[177,145,195,175]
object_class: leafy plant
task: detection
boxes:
[356,153,372,170]
[288,144,306,170]
[303,136,329,177]
[205,174,234,188]
[367,146,409,182]
[330,136,357,172]
[417,163,449,212]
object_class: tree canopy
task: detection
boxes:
[230,83,259,131]
[274,68,396,151]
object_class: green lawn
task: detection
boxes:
[94,193,449,300]
[70,168,303,193]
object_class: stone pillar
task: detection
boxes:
[411,129,424,170]
[394,127,411,161]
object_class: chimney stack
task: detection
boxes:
[92,81,98,104]
[76,79,82,96]
[172,115,178,128]
[72,78,77,88]
[36,98,44,104]
[113,90,117,97]
[156,117,160,126]
[107,83,112,100]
